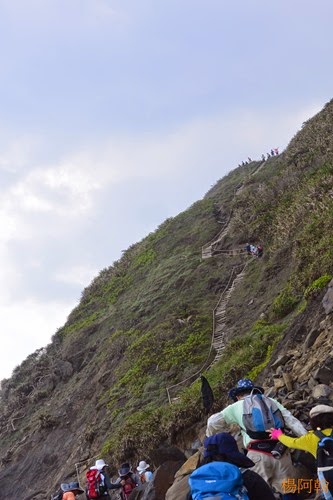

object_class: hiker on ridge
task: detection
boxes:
[257,244,264,258]
[188,432,275,499]
[245,243,252,255]
[86,459,121,499]
[206,378,307,499]
[270,404,333,498]
[250,244,257,256]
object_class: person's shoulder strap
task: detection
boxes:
[314,429,326,441]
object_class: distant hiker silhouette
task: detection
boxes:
[245,243,251,256]
[201,375,214,413]
[257,244,263,258]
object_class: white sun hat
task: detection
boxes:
[95,459,109,470]
[137,460,150,472]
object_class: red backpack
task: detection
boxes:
[86,469,106,499]
[121,475,137,499]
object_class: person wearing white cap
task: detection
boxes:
[137,460,153,483]
[86,458,121,499]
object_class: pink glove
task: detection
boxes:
[271,428,283,440]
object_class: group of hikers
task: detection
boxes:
[238,148,279,167]
[261,148,280,161]
[245,242,263,257]
[184,378,333,500]
[239,157,253,167]
[53,459,153,499]
[54,377,333,499]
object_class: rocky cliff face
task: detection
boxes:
[1,100,333,499]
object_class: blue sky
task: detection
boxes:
[0,0,332,380]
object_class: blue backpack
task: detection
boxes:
[242,393,284,440]
[188,461,249,499]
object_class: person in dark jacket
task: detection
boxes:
[187,432,275,500]
[115,463,140,500]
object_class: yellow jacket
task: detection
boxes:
[279,428,333,457]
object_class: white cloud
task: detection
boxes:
[54,265,99,288]
[0,100,324,380]
[0,0,127,36]
[0,298,76,380]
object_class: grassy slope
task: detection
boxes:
[1,100,333,496]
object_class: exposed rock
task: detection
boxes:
[174,451,201,478]
[322,278,333,314]
[313,360,333,385]
[282,372,293,391]
[271,354,291,369]
[273,378,284,390]
[165,474,190,500]
[312,384,332,399]
[149,447,186,468]
[307,376,317,390]
[144,460,184,500]
[53,360,74,381]
[303,328,321,351]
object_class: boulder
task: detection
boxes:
[165,474,190,500]
[127,460,184,500]
[174,451,201,478]
[149,447,186,468]
[312,384,332,399]
[271,354,291,369]
[150,460,184,500]
[313,359,333,385]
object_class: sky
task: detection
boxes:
[0,0,332,380]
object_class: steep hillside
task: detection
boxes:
[1,100,333,499]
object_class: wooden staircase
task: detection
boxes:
[166,161,267,401]
[209,263,249,366]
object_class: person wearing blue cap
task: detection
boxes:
[206,378,307,499]
[61,482,84,499]
[188,432,275,499]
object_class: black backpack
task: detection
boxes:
[315,429,333,496]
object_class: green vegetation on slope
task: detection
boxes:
[2,101,333,493]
